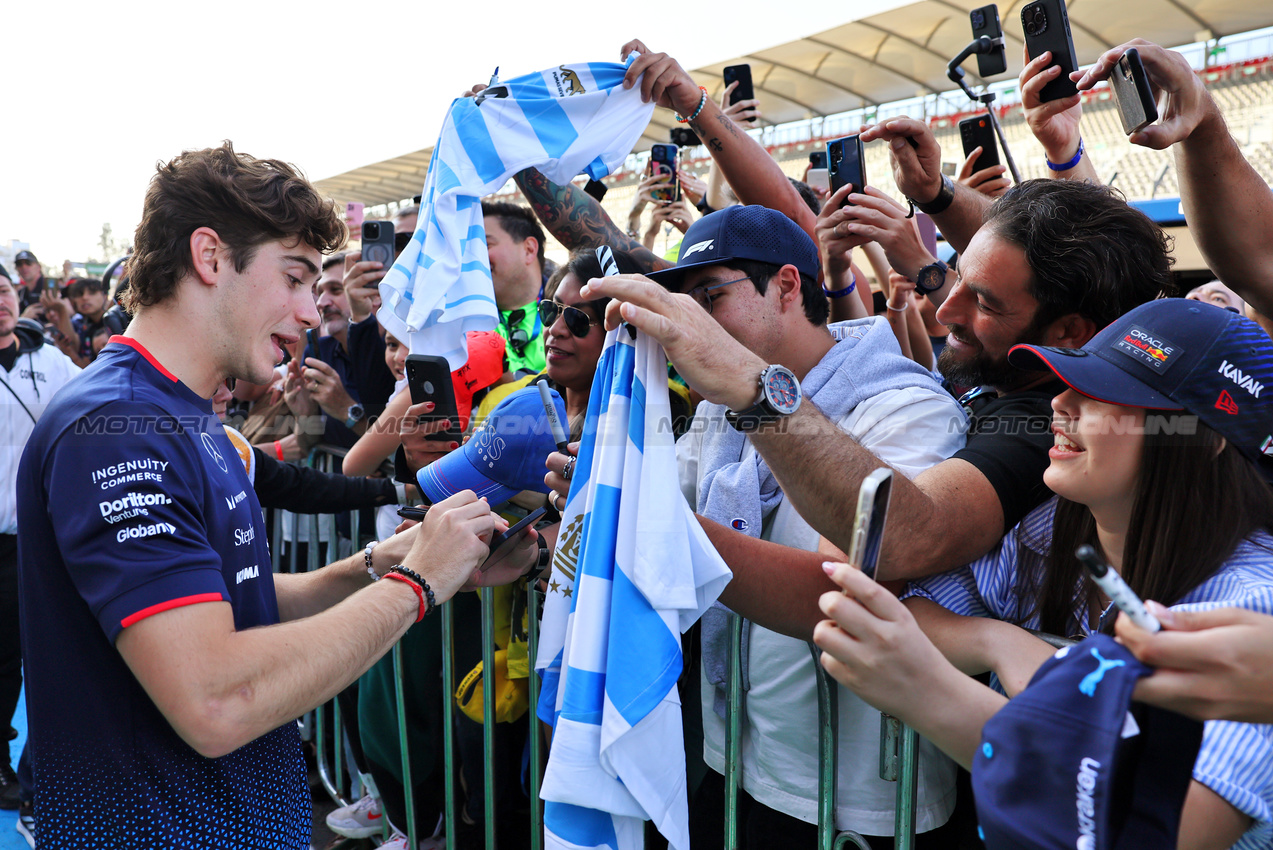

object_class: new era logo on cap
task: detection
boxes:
[1216,390,1240,415]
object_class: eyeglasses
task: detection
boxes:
[224,377,237,392]
[685,275,751,314]
[538,299,601,338]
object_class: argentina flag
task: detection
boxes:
[535,327,732,850]
[377,59,654,368]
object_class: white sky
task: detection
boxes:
[1,0,910,270]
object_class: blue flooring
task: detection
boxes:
[0,685,27,850]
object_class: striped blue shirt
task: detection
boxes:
[908,498,1273,849]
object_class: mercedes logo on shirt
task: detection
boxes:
[201,433,228,473]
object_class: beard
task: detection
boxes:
[936,322,1045,392]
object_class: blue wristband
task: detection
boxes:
[823,273,857,299]
[1046,138,1085,172]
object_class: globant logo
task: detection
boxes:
[116,522,176,544]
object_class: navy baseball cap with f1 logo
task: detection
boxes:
[645,205,821,290]
[1008,299,1273,479]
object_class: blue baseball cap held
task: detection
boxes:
[974,633,1203,850]
[416,385,566,508]
[1009,298,1273,477]
[645,205,821,290]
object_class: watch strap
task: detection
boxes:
[914,259,950,296]
[912,174,956,216]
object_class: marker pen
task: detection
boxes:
[1075,544,1162,633]
[537,379,569,454]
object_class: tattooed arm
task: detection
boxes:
[620,39,821,272]
[513,167,671,273]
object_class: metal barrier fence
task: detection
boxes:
[286,445,1070,849]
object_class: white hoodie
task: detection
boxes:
[0,321,80,533]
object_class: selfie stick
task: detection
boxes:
[537,378,570,454]
[946,38,1023,185]
[1075,545,1162,633]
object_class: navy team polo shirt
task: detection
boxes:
[16,336,309,849]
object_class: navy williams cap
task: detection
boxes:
[13,250,37,264]
[417,385,566,508]
[974,633,1203,850]
[1009,299,1273,476]
[645,205,820,290]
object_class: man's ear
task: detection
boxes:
[775,264,804,312]
[189,227,224,287]
[1043,312,1098,349]
[522,236,540,267]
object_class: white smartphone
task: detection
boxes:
[807,167,830,192]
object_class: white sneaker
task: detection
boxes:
[375,831,447,850]
[325,793,384,839]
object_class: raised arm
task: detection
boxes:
[859,117,992,254]
[621,40,820,258]
[1020,46,1101,184]
[1076,39,1273,313]
[512,166,670,273]
[579,273,1013,578]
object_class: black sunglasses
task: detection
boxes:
[538,299,600,338]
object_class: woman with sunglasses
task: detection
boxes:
[476,248,694,440]
[814,299,1273,850]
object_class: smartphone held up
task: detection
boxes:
[827,135,867,207]
[845,468,893,584]
[649,143,680,203]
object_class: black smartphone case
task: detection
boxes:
[406,354,461,443]
[959,115,1001,169]
[1021,0,1079,102]
[971,5,1007,77]
[1110,48,1159,134]
[722,64,754,104]
[827,137,866,205]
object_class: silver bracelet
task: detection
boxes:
[364,541,380,581]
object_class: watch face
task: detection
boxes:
[763,367,801,415]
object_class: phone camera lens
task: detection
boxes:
[1026,7,1048,34]
[971,11,984,28]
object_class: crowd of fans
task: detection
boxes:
[4,30,1273,850]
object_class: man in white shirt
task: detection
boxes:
[638,206,968,846]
